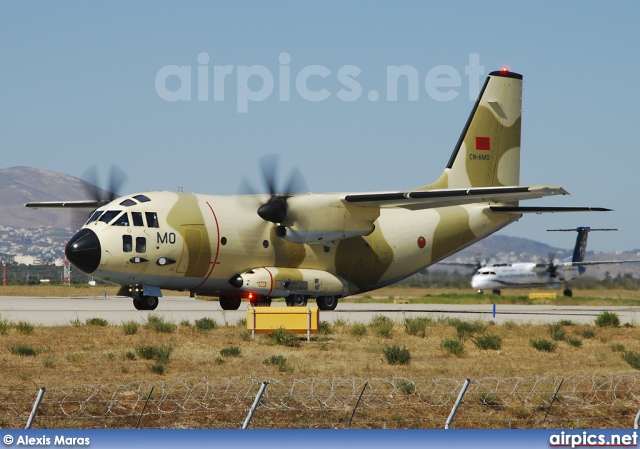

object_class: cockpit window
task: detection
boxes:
[120,199,136,207]
[98,210,122,224]
[112,212,130,227]
[134,194,151,203]
[131,212,144,227]
[85,210,103,225]
[145,212,159,228]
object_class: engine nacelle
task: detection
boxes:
[279,194,379,244]
[229,267,357,298]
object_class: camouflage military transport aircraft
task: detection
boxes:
[26,69,608,311]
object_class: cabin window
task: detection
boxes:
[122,235,132,252]
[112,212,130,227]
[99,210,122,224]
[131,212,144,227]
[136,237,146,253]
[145,212,159,228]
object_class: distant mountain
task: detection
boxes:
[0,166,95,230]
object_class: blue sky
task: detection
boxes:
[1,1,638,253]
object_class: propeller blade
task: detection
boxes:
[259,154,279,196]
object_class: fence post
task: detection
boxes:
[445,379,470,429]
[251,307,256,339]
[634,409,640,429]
[348,381,370,427]
[542,378,564,423]
[135,386,155,429]
[25,387,46,429]
[242,381,268,429]
[307,307,311,342]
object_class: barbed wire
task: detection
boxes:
[1,374,639,428]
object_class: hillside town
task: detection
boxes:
[0,225,71,266]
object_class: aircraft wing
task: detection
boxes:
[343,185,568,209]
[25,200,101,209]
[570,260,640,266]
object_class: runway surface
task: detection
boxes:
[2,295,640,326]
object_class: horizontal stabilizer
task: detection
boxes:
[489,206,612,213]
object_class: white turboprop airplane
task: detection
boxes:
[25,70,609,311]
[470,227,640,296]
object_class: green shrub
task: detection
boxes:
[149,362,166,374]
[236,317,247,326]
[263,354,292,372]
[581,329,596,339]
[0,316,10,335]
[43,358,55,368]
[530,338,556,352]
[145,314,177,333]
[124,350,136,360]
[440,338,465,356]
[350,323,367,336]
[595,311,620,328]
[566,337,582,347]
[220,346,241,357]
[548,323,566,341]
[195,317,217,332]
[85,317,109,327]
[403,316,431,337]
[452,319,486,339]
[136,345,173,363]
[610,343,625,352]
[122,321,139,335]
[318,321,332,335]
[622,351,640,370]
[16,321,35,335]
[473,334,502,350]
[558,319,574,326]
[370,315,394,338]
[10,344,37,356]
[270,328,300,348]
[396,379,416,395]
[383,344,411,365]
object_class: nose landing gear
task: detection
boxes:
[133,294,159,310]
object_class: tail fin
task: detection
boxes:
[421,70,523,190]
[548,227,618,263]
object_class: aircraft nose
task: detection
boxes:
[65,228,101,274]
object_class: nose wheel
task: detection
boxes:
[133,294,159,310]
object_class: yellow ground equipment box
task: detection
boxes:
[247,306,319,340]
[528,292,557,300]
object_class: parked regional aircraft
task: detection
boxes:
[26,70,608,311]
[471,227,640,296]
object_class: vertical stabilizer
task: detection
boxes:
[548,227,618,263]
[421,70,523,190]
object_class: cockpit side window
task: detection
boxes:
[120,199,136,207]
[85,210,103,225]
[98,210,122,224]
[131,212,144,227]
[112,212,130,227]
[134,194,151,203]
[145,212,159,228]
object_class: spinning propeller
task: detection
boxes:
[81,164,128,208]
[241,155,308,225]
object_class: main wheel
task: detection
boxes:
[133,297,144,310]
[287,294,307,306]
[316,295,338,311]
[492,289,501,295]
[563,288,573,297]
[219,296,241,310]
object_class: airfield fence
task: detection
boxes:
[2,375,640,429]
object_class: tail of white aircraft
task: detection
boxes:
[421,69,523,190]
[548,227,618,263]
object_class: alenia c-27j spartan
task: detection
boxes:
[26,69,608,311]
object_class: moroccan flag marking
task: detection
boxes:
[476,136,490,150]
